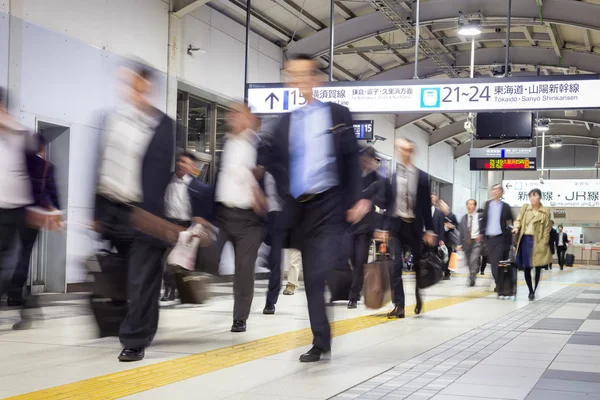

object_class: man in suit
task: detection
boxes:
[95,67,175,362]
[430,193,446,247]
[458,200,484,287]
[548,220,558,270]
[264,54,369,362]
[556,224,569,270]
[438,199,458,280]
[8,135,62,308]
[380,137,435,319]
[482,183,513,291]
[161,151,212,302]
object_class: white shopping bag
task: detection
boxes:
[456,251,469,274]
[167,224,214,271]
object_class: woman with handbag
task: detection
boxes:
[512,188,552,300]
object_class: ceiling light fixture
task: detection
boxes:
[549,137,562,148]
[536,119,550,131]
[457,13,482,36]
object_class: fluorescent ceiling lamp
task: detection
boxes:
[536,125,550,132]
[549,142,562,148]
[457,22,482,36]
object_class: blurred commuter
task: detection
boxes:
[347,146,385,309]
[512,188,552,300]
[380,137,435,319]
[161,152,202,303]
[438,199,457,280]
[265,54,368,362]
[458,200,483,287]
[556,224,569,270]
[430,194,445,256]
[9,136,62,309]
[0,87,39,329]
[95,67,175,362]
[548,220,558,270]
[482,183,513,292]
[213,103,266,333]
[283,248,301,295]
[263,171,284,315]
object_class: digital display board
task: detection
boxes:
[470,158,536,170]
[353,120,374,140]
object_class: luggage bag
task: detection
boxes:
[565,253,575,267]
[497,261,517,297]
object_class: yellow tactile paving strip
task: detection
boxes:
[7,269,575,400]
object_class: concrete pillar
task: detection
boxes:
[166,3,181,120]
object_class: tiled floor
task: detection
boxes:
[2,268,600,399]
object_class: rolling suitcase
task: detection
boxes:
[497,261,517,298]
[565,253,575,267]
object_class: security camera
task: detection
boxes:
[464,120,476,135]
[539,177,544,184]
[374,135,387,141]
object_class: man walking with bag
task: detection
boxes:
[458,199,483,287]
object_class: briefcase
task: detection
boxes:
[174,269,211,304]
[327,267,353,302]
[363,259,393,309]
[86,250,127,301]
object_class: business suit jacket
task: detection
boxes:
[381,167,434,237]
[348,170,386,235]
[459,211,484,251]
[432,207,445,243]
[555,232,569,248]
[549,228,558,254]
[481,199,513,237]
[26,153,60,209]
[265,102,362,234]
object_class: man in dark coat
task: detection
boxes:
[548,220,558,270]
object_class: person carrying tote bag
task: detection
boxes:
[512,188,552,301]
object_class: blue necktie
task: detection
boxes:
[290,111,306,199]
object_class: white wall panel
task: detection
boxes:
[11,0,169,72]
[547,170,598,179]
[452,155,471,219]
[0,12,8,93]
[395,124,429,172]
[179,8,282,101]
[428,142,454,183]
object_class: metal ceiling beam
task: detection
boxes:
[334,32,552,55]
[584,29,593,52]
[286,0,600,60]
[272,0,325,31]
[375,34,408,64]
[219,0,292,42]
[395,112,430,129]
[173,0,210,17]
[547,24,564,58]
[522,26,537,46]
[347,45,384,74]
[334,1,354,20]
[320,56,358,81]
[369,47,600,81]
[454,125,600,158]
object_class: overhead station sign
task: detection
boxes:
[470,148,537,171]
[353,120,374,140]
[502,179,600,208]
[248,76,595,114]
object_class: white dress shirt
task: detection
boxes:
[468,212,480,239]
[558,232,564,246]
[394,163,418,220]
[215,129,259,209]
[164,174,192,221]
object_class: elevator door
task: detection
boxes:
[29,121,70,294]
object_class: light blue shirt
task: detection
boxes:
[486,199,503,236]
[289,100,338,198]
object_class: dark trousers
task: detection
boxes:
[0,208,26,296]
[266,211,284,305]
[392,236,405,271]
[487,235,505,285]
[215,205,265,321]
[444,244,453,277]
[557,246,567,268]
[119,238,165,349]
[390,217,422,309]
[349,232,372,302]
[480,254,488,274]
[9,226,39,300]
[289,188,345,351]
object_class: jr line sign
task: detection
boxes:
[502,179,600,208]
[248,75,596,114]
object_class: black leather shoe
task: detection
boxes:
[299,346,329,363]
[7,298,23,307]
[494,287,498,293]
[263,303,275,315]
[443,275,451,281]
[118,348,145,362]
[387,305,405,318]
[528,293,535,301]
[231,320,247,332]
[160,288,175,302]
[347,300,358,309]
[469,279,476,287]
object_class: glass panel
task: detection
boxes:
[176,91,186,149]
[216,106,229,153]
[188,96,212,154]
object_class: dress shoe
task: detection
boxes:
[347,300,358,309]
[263,302,275,315]
[118,348,145,362]
[528,293,535,301]
[443,275,451,281]
[493,287,498,293]
[415,299,423,315]
[387,305,405,318]
[480,271,485,275]
[469,279,476,287]
[7,298,23,307]
[283,283,296,295]
[231,320,247,332]
[12,320,32,330]
[299,346,329,363]
[160,288,176,302]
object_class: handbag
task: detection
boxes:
[363,259,393,309]
[448,252,458,271]
[417,247,445,289]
